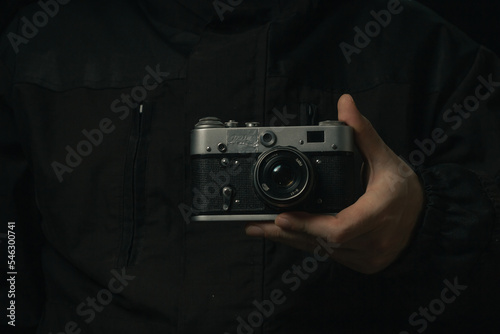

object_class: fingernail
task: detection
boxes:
[275,216,292,229]
[245,225,264,237]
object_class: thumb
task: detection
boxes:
[337,94,391,166]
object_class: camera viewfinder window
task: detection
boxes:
[307,131,325,143]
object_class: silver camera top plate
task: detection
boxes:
[191,122,354,155]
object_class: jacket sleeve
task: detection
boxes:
[0,54,45,332]
[410,45,500,273]
[383,45,500,329]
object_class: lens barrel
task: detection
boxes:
[253,147,315,208]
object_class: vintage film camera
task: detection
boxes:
[190,117,355,221]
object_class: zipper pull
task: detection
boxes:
[300,103,318,125]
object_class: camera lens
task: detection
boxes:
[253,147,315,208]
[272,164,295,187]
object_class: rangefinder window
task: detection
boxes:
[307,131,324,143]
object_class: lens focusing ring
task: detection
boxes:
[253,147,315,208]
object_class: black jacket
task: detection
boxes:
[1,0,499,333]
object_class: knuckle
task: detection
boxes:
[293,221,307,233]
[373,238,392,254]
[365,236,394,260]
[363,118,379,138]
[265,226,287,240]
[326,231,347,245]
[265,230,281,240]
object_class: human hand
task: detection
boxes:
[245,94,424,274]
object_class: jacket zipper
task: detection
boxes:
[119,103,147,267]
[300,102,318,125]
[128,104,143,264]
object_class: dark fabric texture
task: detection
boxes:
[0,0,499,333]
